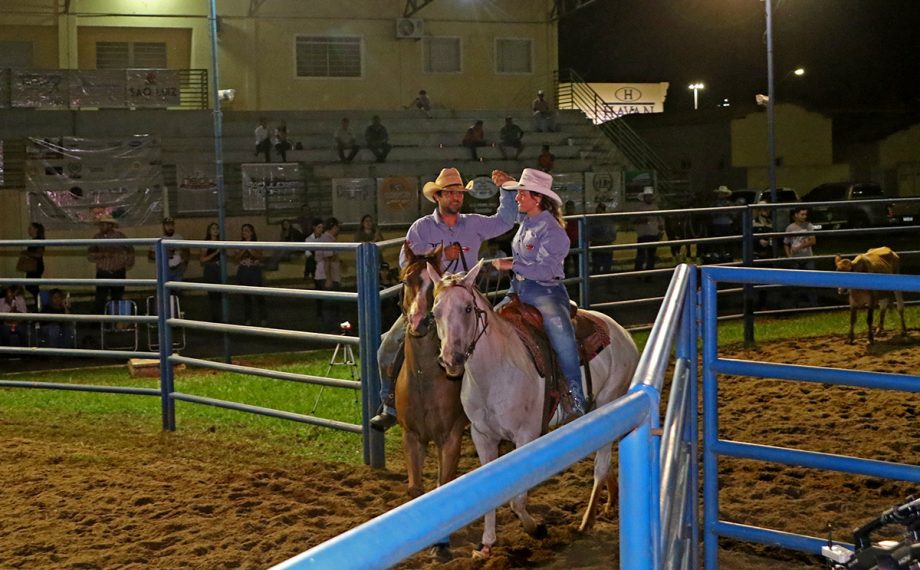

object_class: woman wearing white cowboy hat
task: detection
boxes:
[491,167,587,421]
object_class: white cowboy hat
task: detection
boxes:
[714,185,732,196]
[422,167,466,203]
[641,186,655,196]
[501,167,562,206]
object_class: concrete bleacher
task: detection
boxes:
[0,106,629,205]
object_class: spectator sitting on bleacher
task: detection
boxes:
[274,120,292,162]
[532,89,557,133]
[334,117,360,163]
[365,116,392,163]
[0,285,29,347]
[254,117,272,162]
[462,119,488,161]
[499,116,525,160]
[40,288,75,348]
[407,89,431,118]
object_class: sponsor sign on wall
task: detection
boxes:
[585,170,624,211]
[332,178,376,224]
[126,69,181,108]
[241,163,305,216]
[377,176,419,225]
[176,163,218,214]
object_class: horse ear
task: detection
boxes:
[426,262,442,285]
[462,259,484,287]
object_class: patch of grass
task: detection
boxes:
[3,304,916,465]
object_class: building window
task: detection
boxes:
[423,37,461,73]
[296,36,362,78]
[495,38,532,74]
[96,42,167,69]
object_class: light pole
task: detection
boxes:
[688,82,705,110]
[765,0,777,204]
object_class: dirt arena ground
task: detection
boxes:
[1,332,917,569]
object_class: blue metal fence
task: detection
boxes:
[700,266,920,570]
[270,264,699,569]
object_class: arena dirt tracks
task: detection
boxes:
[1,332,916,569]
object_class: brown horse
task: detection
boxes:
[395,246,468,560]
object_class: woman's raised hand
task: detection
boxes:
[491,170,515,188]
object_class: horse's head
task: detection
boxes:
[834,254,867,295]
[401,244,442,336]
[428,259,486,377]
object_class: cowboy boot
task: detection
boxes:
[370,392,397,430]
[563,378,587,423]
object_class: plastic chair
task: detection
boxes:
[101,299,139,351]
[145,295,186,352]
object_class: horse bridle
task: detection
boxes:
[457,283,489,360]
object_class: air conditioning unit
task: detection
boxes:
[395,18,424,39]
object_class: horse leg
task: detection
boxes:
[437,424,464,486]
[508,430,545,539]
[604,473,618,515]
[580,444,613,532]
[848,305,857,344]
[866,304,875,345]
[877,298,889,336]
[402,431,426,499]
[896,292,908,335]
[470,426,501,559]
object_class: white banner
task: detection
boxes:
[332,178,376,224]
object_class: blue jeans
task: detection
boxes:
[376,314,406,413]
[509,279,585,402]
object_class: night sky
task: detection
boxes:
[559,0,920,113]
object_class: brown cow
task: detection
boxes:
[834,247,907,344]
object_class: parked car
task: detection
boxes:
[801,182,890,228]
[729,187,801,226]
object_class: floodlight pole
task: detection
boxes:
[765,0,778,205]
[208,0,232,362]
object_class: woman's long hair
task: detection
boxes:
[241,223,258,241]
[536,195,565,227]
[204,222,219,240]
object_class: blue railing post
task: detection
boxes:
[155,239,176,431]
[577,216,590,307]
[356,242,385,468]
[702,271,720,570]
[741,207,755,346]
[684,267,701,570]
[619,411,656,570]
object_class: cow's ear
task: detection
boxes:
[834,255,842,263]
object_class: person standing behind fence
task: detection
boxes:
[149,217,188,284]
[200,222,224,323]
[254,117,272,163]
[18,222,45,304]
[88,216,135,315]
[233,224,267,326]
[353,214,385,243]
[303,218,324,288]
[589,202,617,274]
[314,217,342,331]
[634,187,662,272]
[0,285,29,347]
[783,206,818,306]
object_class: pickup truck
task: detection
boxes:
[801,182,891,229]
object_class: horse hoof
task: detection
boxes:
[471,545,492,560]
[428,544,452,563]
[530,523,548,539]
[407,487,423,499]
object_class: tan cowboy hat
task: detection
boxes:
[422,167,466,202]
[501,167,562,206]
[97,214,119,226]
[714,185,732,196]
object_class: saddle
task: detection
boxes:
[496,295,611,433]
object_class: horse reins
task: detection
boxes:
[460,284,489,360]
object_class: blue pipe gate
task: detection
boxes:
[273,264,920,569]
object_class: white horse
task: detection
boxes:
[419,260,640,559]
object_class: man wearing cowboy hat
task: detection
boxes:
[87,214,135,314]
[706,185,735,263]
[371,167,518,430]
[634,186,662,271]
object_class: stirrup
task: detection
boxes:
[370,404,397,431]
